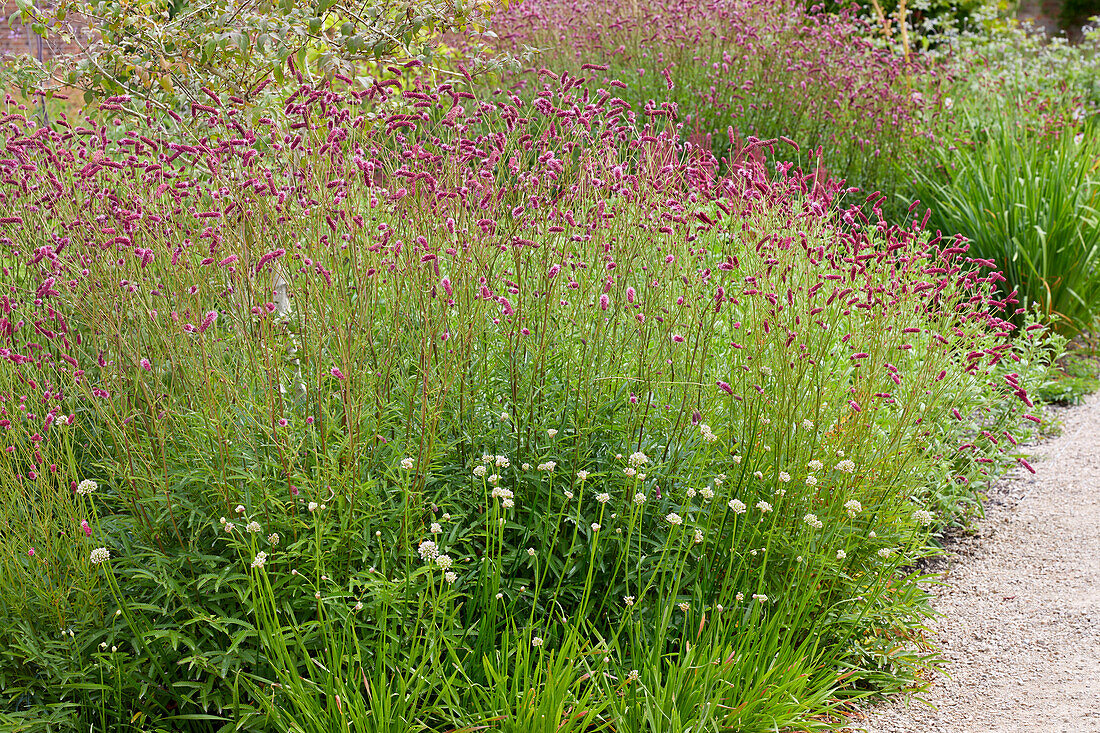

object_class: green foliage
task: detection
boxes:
[911,114,1100,335]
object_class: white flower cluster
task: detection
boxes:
[700,423,717,443]
[844,500,863,518]
[77,479,98,496]
[912,509,934,527]
[665,512,683,526]
[401,457,415,470]
[537,461,556,472]
[755,501,772,513]
[89,547,110,564]
[835,459,856,474]
[699,487,714,501]
[491,486,515,509]
[251,551,268,569]
[803,514,823,530]
[418,539,440,562]
[728,499,747,514]
[628,451,649,468]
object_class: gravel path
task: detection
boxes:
[855,393,1100,733]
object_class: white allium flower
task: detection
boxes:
[626,669,640,683]
[522,462,532,471]
[869,531,877,539]
[354,601,364,612]
[877,547,893,559]
[755,501,772,513]
[590,523,601,532]
[488,474,501,485]
[596,492,611,504]
[531,636,543,647]
[564,490,574,500]
[547,429,558,438]
[805,475,818,487]
[637,473,646,481]
[801,419,814,430]
[527,547,536,557]
[715,474,725,485]
[752,593,767,603]
[250,551,268,569]
[808,460,823,471]
[576,470,589,481]
[844,500,863,518]
[89,547,110,564]
[495,592,504,599]
[732,454,741,464]
[245,521,261,533]
[495,455,510,468]
[236,505,246,514]
[308,502,319,512]
[685,487,696,499]
[728,499,747,514]
[401,457,415,470]
[500,412,509,422]
[417,540,439,562]
[473,465,487,478]
[803,514,823,530]
[754,471,764,480]
[700,487,714,500]
[502,498,514,509]
[628,451,649,467]
[623,467,637,477]
[678,601,690,612]
[623,595,635,607]
[442,513,451,521]
[268,533,280,545]
[76,479,98,495]
[481,454,493,464]
[633,492,647,505]
[665,512,683,526]
[435,554,453,570]
[774,489,786,497]
[778,471,791,483]
[735,592,744,601]
[836,549,847,560]
[836,459,856,474]
[444,571,457,584]
[693,529,704,544]
[912,509,934,527]
[700,423,717,442]
[537,461,557,472]
[223,522,235,533]
[430,522,442,534]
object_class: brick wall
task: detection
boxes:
[1,0,86,62]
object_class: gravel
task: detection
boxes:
[854,393,1100,733]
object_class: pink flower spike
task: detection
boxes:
[1018,458,1036,474]
[27,548,35,557]
[81,520,91,537]
[331,367,346,380]
[717,381,733,395]
[599,294,610,311]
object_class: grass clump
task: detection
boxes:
[0,72,1049,731]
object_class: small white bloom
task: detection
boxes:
[563,490,574,500]
[869,531,877,539]
[836,549,847,560]
[623,467,637,477]
[735,592,744,601]
[473,465,487,478]
[756,500,772,513]
[596,492,611,504]
[488,474,501,485]
[836,459,856,474]
[753,471,764,480]
[693,529,704,544]
[495,592,504,599]
[633,492,647,505]
[401,457,415,470]
[268,533,280,545]
[354,601,364,612]
[805,475,818,487]
[677,601,690,612]
[235,505,246,514]
[502,498,514,509]
[308,502,319,512]
[576,470,589,481]
[803,513,823,530]
[435,554,453,570]
[250,551,268,569]
[430,522,442,534]
[547,429,558,438]
[665,512,683,526]
[700,487,714,500]
[537,461,557,472]
[801,419,814,430]
[626,669,640,683]
[877,547,893,559]
[808,460,823,471]
[223,522,235,533]
[732,454,741,464]
[89,547,110,564]
[245,521,261,533]
[591,523,601,532]
[531,636,544,647]
[844,500,862,518]
[495,455,510,468]
[715,474,725,485]
[778,471,791,483]
[728,499,746,514]
[623,595,635,607]
[912,509,934,527]
[442,513,451,521]
[628,451,649,467]
[500,412,509,422]
[444,571,457,583]
[76,479,98,495]
[527,547,536,557]
[417,540,439,562]
[760,366,773,377]
[481,454,493,464]
[752,593,767,603]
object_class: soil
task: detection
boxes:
[853,393,1100,733]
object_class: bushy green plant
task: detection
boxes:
[0,75,1049,730]
[911,113,1100,335]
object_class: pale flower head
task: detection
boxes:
[665,512,683,526]
[755,500,772,513]
[401,457,415,471]
[844,499,863,518]
[250,551,268,569]
[628,451,649,467]
[728,499,747,514]
[473,465,487,478]
[576,470,589,481]
[633,492,647,505]
[89,547,110,564]
[245,521,262,533]
[76,479,98,496]
[596,492,611,504]
[417,539,439,562]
